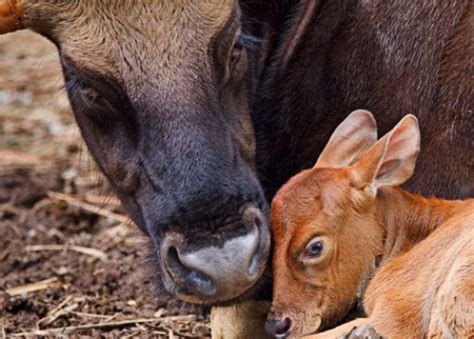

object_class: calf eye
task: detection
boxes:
[305,239,324,258]
[299,236,331,266]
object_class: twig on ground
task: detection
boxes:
[97,223,133,251]
[37,295,74,327]
[122,330,142,338]
[0,204,21,216]
[44,303,79,326]
[47,191,129,224]
[0,248,10,262]
[45,295,73,318]
[165,315,197,322]
[84,193,121,208]
[10,318,160,336]
[73,312,113,319]
[0,149,42,166]
[152,330,169,336]
[6,277,61,296]
[25,244,108,261]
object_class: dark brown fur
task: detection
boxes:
[252,0,473,199]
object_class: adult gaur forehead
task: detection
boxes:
[25,0,238,82]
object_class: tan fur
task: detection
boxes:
[22,0,236,99]
[211,301,271,339]
[307,318,369,339]
[270,111,474,338]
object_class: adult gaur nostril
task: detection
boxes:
[265,316,293,338]
[160,204,270,302]
[164,243,216,297]
[246,210,269,277]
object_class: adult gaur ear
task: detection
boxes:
[314,109,378,168]
[351,114,421,191]
[0,0,26,34]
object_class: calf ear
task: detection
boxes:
[314,110,378,168]
[351,115,420,191]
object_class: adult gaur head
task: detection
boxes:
[0,0,270,304]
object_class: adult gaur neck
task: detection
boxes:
[250,0,358,198]
[374,187,469,260]
[248,0,473,200]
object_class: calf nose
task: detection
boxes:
[161,204,270,302]
[265,316,293,338]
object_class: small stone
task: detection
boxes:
[61,167,77,180]
[154,308,166,318]
[55,266,68,275]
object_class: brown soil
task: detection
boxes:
[0,31,209,338]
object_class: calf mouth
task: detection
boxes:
[266,308,322,338]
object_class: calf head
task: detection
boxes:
[266,110,420,337]
[0,0,270,304]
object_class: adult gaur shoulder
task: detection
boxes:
[1,0,472,335]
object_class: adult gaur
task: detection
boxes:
[1,0,472,337]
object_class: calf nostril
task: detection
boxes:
[275,317,292,336]
[265,317,293,337]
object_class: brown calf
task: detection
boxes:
[266,110,474,338]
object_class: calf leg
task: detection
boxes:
[428,254,474,338]
[303,318,370,339]
[210,301,271,339]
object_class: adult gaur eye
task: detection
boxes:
[80,84,99,102]
[229,40,244,72]
[63,61,103,107]
[73,77,115,117]
[77,79,101,104]
[231,41,243,64]
[66,73,119,126]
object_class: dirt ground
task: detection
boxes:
[0,31,209,337]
